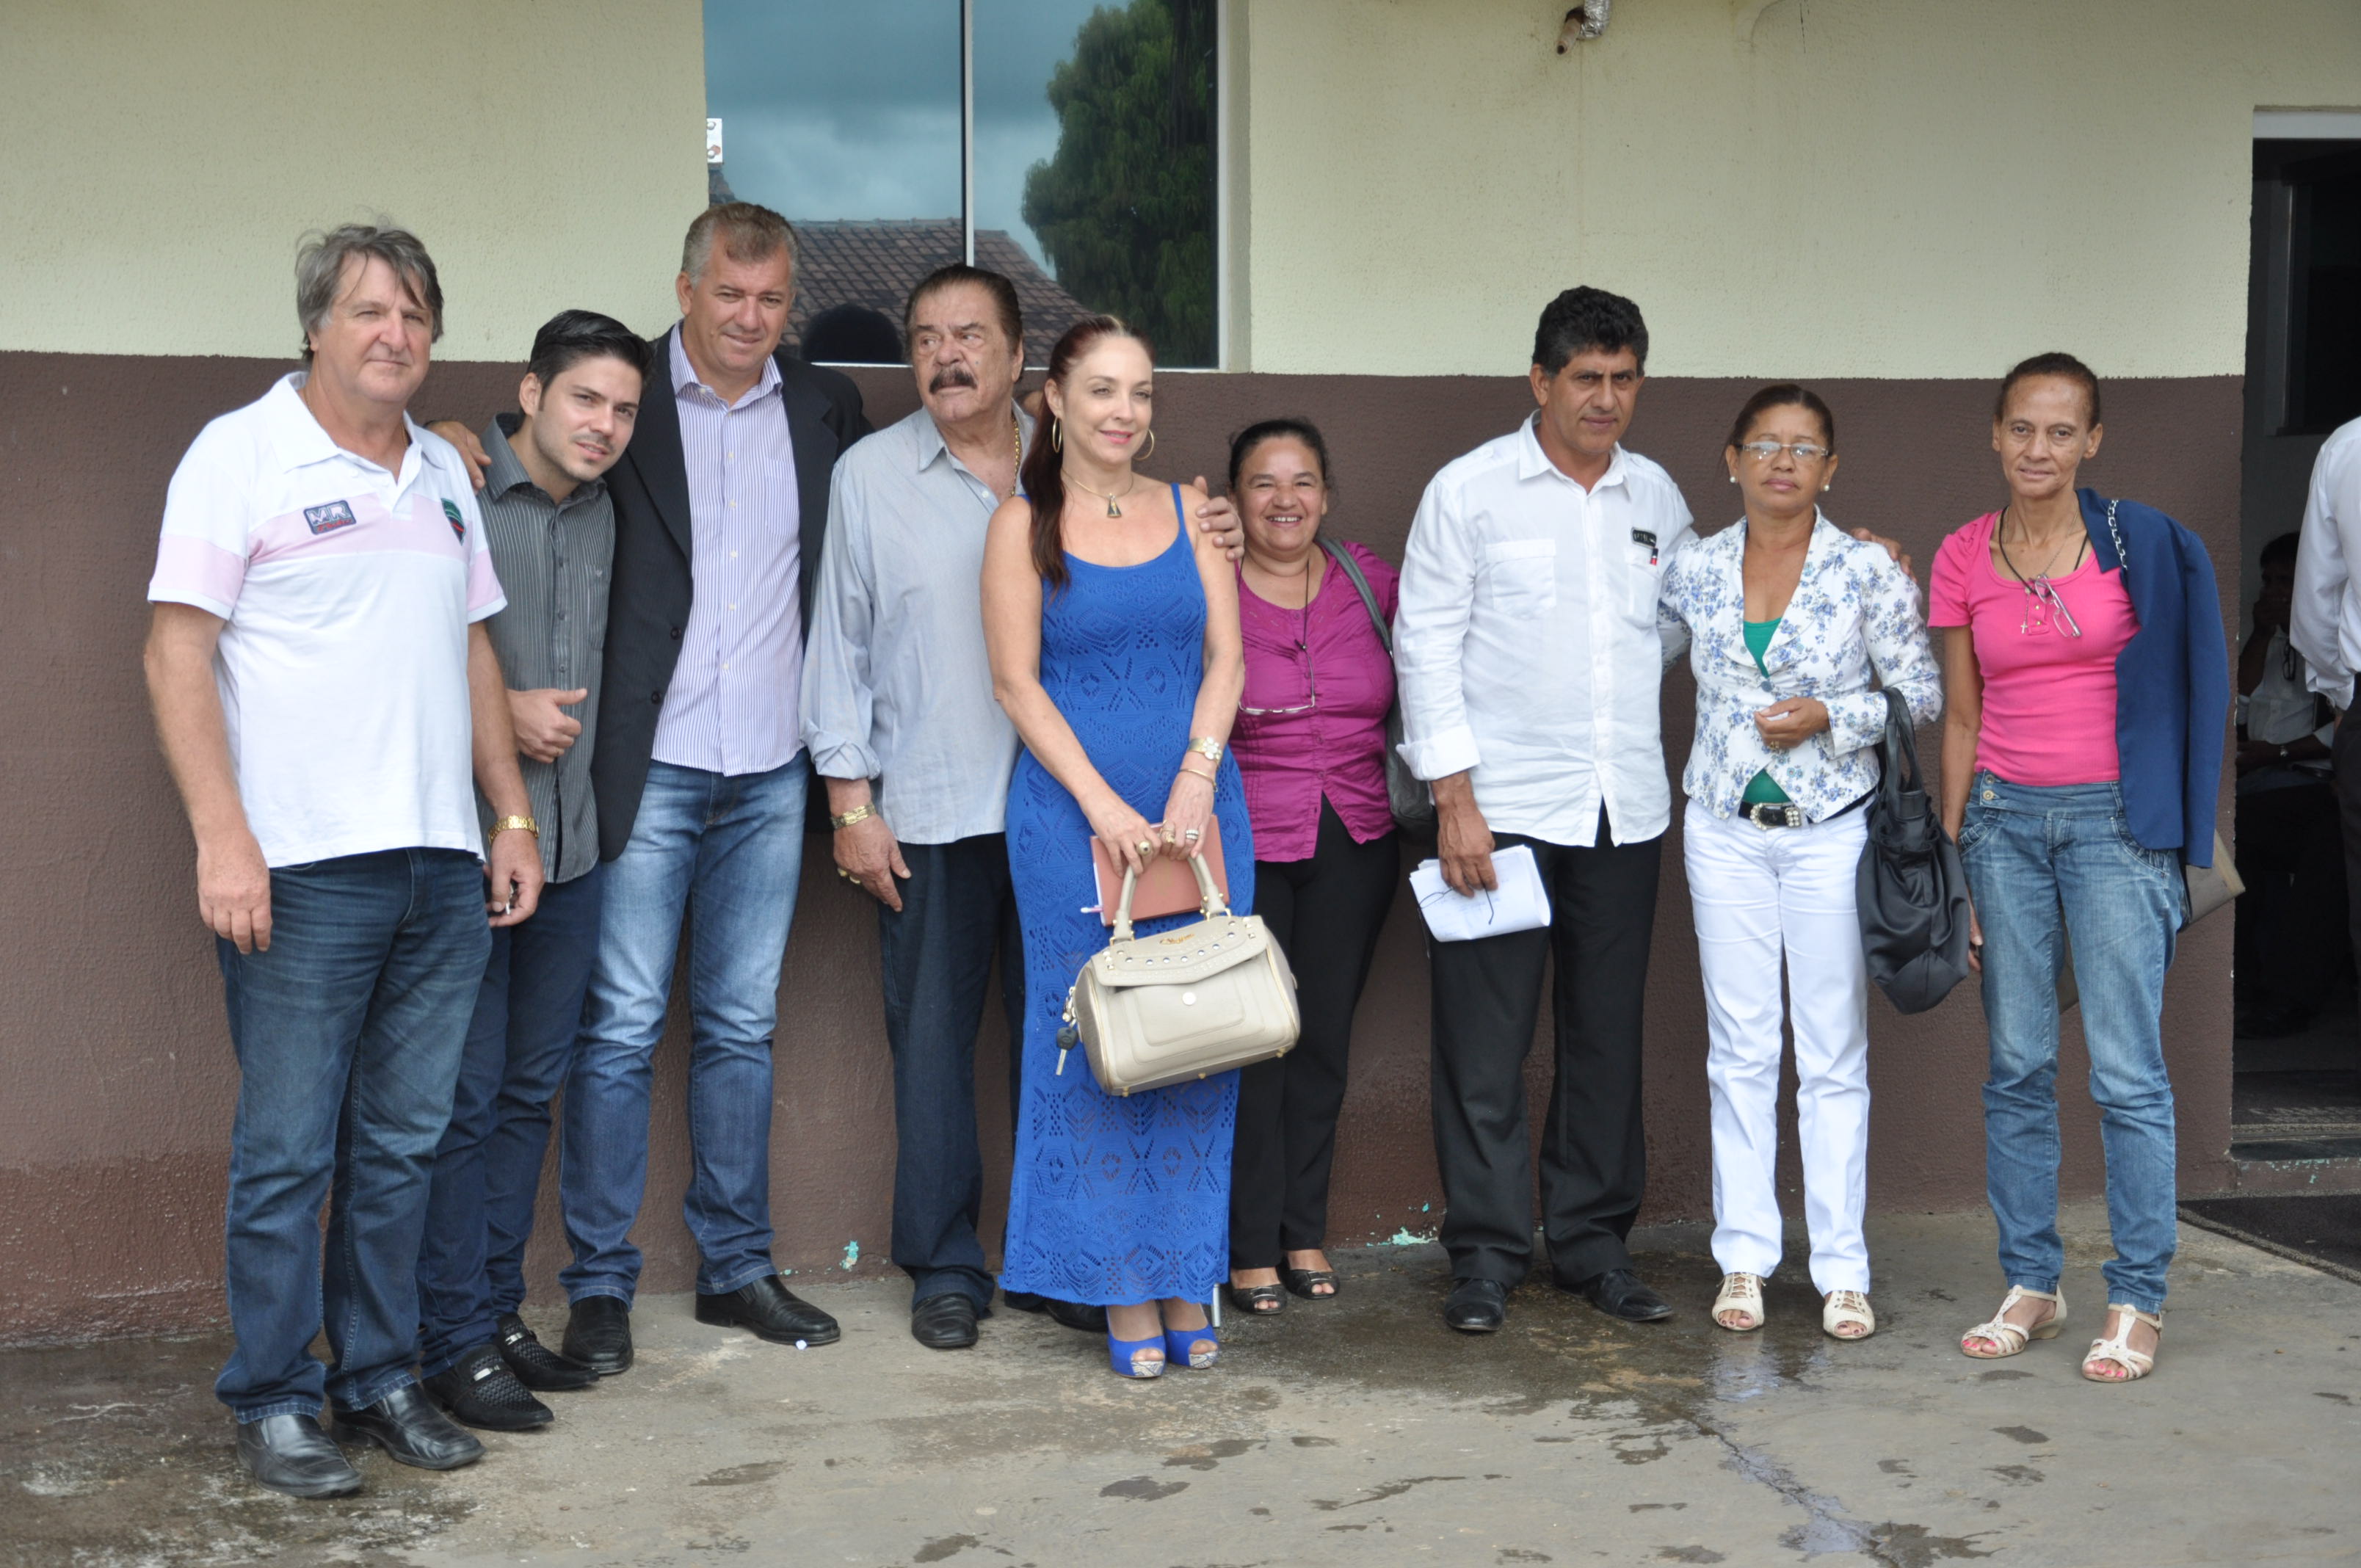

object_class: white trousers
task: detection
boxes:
[1683,800,1872,1294]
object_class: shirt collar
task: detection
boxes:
[911,401,1035,473]
[668,324,783,406]
[261,371,429,490]
[1514,413,1630,492]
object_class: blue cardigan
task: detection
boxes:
[2079,488,2230,866]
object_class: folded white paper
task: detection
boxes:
[1410,844,1551,942]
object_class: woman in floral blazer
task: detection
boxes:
[1656,384,1940,1343]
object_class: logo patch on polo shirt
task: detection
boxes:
[441,498,465,541]
[303,499,357,535]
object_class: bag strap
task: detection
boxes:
[1880,687,1924,806]
[1110,854,1228,945]
[2102,498,2129,581]
[1319,537,1390,654]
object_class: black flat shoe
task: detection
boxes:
[695,1274,841,1346]
[910,1293,982,1350]
[562,1295,634,1376]
[1226,1282,1286,1315]
[333,1383,485,1471]
[422,1343,554,1432]
[1443,1277,1509,1333]
[498,1313,599,1391]
[234,1413,362,1499]
[1281,1268,1341,1301]
[1574,1267,1673,1323]
[1004,1291,1109,1332]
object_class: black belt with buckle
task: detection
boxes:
[1741,802,1805,830]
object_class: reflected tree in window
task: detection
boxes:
[1022,0,1216,366]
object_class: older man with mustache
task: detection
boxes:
[801,265,1241,1349]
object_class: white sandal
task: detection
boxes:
[1959,1285,2064,1359]
[1711,1273,1765,1332]
[2081,1304,2161,1383]
[1822,1290,1875,1340]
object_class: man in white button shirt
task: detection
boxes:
[2285,413,2361,995]
[1396,287,1694,1334]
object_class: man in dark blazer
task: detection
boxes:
[552,204,870,1375]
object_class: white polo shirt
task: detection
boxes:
[148,373,504,868]
[1395,418,1695,847]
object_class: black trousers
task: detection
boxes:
[1429,810,1661,1286]
[877,833,1025,1307]
[2234,778,2345,1014]
[1230,802,1400,1269]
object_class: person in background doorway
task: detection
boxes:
[413,311,645,1431]
[1656,385,1940,1343]
[2287,413,2361,1022]
[145,224,540,1497]
[2234,531,2343,1039]
[1221,418,1401,1317]
[1935,353,2227,1384]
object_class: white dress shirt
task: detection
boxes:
[1395,418,1695,846]
[2289,415,2361,705]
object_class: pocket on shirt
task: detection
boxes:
[1477,538,1557,618]
[1622,540,1664,624]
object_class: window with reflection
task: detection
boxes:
[703,0,1217,366]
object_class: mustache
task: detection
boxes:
[928,366,979,393]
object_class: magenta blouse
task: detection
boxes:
[1230,539,1401,862]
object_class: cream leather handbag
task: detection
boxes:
[1057,854,1300,1096]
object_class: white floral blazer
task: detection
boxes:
[1657,513,1941,821]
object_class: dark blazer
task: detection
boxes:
[591,327,871,859]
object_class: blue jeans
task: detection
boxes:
[416,864,606,1375]
[877,834,1025,1308]
[214,849,490,1420]
[1959,774,2183,1313]
[561,761,805,1301]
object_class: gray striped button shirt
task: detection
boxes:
[474,416,613,882]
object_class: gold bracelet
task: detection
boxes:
[829,802,877,830]
[1186,736,1222,763]
[488,814,539,840]
[1178,763,1216,783]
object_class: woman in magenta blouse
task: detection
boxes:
[1223,418,1401,1316]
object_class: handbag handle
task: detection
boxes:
[1110,853,1228,944]
[1319,537,1391,654]
[1879,686,1924,808]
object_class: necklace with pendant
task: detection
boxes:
[1069,471,1139,518]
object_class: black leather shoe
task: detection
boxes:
[1575,1267,1674,1323]
[1444,1277,1509,1333]
[1004,1290,1111,1332]
[235,1413,362,1498]
[498,1313,599,1391]
[910,1293,983,1350]
[562,1296,634,1376]
[333,1383,485,1470]
[422,1343,554,1431]
[694,1274,841,1346]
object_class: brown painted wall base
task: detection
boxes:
[0,351,2238,1345]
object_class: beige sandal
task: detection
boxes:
[2081,1304,2161,1382]
[1822,1290,1874,1340]
[1711,1273,1765,1332]
[1959,1285,2064,1359]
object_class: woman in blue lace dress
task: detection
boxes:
[982,316,1254,1379]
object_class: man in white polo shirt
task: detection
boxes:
[144,225,543,1499]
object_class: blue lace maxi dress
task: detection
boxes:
[999,495,1255,1308]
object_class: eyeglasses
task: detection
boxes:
[1240,631,1319,716]
[2018,577,2082,638]
[1736,440,1832,464]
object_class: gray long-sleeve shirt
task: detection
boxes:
[799,404,1032,846]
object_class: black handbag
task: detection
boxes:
[1855,688,1972,1013]
[1319,538,1436,838]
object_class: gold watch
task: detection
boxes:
[1186,736,1223,764]
[489,815,540,840]
[830,802,878,830]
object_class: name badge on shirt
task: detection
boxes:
[303,499,357,535]
[441,498,467,542]
[1632,528,1658,565]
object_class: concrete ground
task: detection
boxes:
[4,1201,2355,1568]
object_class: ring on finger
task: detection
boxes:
[1183,828,1201,842]
[1135,838,1154,855]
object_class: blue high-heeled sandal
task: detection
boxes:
[1163,1318,1219,1371]
[1106,1330,1167,1379]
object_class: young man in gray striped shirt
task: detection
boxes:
[414,311,647,1434]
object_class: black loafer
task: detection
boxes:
[1281,1267,1341,1301]
[422,1343,554,1432]
[498,1313,599,1391]
[694,1274,841,1346]
[1444,1277,1509,1333]
[562,1296,634,1376]
[1575,1267,1674,1323]
[910,1293,983,1350]
[1226,1282,1286,1315]
[1003,1290,1109,1332]
[234,1413,362,1498]
[333,1382,485,1471]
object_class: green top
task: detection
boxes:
[1741,618,1791,806]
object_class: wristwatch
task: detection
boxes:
[830,802,878,830]
[489,815,539,840]
[1186,736,1223,764]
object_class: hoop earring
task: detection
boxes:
[1050,418,1062,452]
[1140,429,1156,460]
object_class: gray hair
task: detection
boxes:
[294,224,444,361]
[681,203,797,287]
